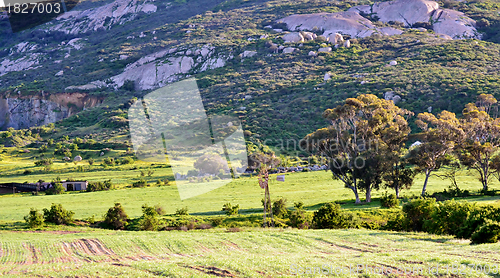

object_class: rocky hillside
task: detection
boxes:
[1,0,500,149]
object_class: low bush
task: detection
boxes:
[43,204,74,225]
[211,216,224,227]
[426,200,475,236]
[87,180,114,192]
[471,220,500,244]
[402,198,436,232]
[120,156,134,165]
[312,203,350,229]
[132,179,148,188]
[154,204,166,215]
[104,203,128,230]
[45,183,65,195]
[34,158,53,166]
[103,157,115,166]
[380,193,399,208]
[139,204,160,231]
[272,198,289,218]
[222,203,239,215]
[288,202,312,229]
[24,208,44,228]
[175,207,189,216]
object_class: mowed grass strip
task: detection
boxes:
[1,170,500,221]
[0,229,499,277]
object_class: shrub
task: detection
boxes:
[120,156,134,165]
[176,207,189,216]
[88,158,95,165]
[24,208,44,228]
[154,204,166,215]
[211,216,224,227]
[402,198,436,231]
[426,200,474,235]
[45,183,65,195]
[133,179,147,188]
[87,180,114,192]
[471,220,500,244]
[380,193,399,208]
[104,203,128,230]
[289,202,312,229]
[34,158,53,166]
[456,205,500,239]
[139,204,160,231]
[43,204,74,225]
[103,157,115,166]
[272,198,289,218]
[312,203,349,229]
[222,203,239,215]
[384,211,407,231]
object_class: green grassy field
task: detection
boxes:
[0,228,499,277]
[3,147,500,277]
[1,169,500,222]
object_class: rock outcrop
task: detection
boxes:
[283,32,304,43]
[48,0,158,34]
[68,45,232,91]
[0,54,41,76]
[278,0,479,40]
[0,93,102,130]
[432,9,478,39]
[350,0,438,26]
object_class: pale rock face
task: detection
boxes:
[282,32,305,43]
[278,0,479,40]
[55,70,64,76]
[74,155,83,161]
[378,27,404,36]
[0,55,41,76]
[282,47,296,54]
[279,11,376,38]
[389,60,398,66]
[324,73,331,81]
[435,33,453,40]
[111,56,194,90]
[0,93,102,131]
[49,0,157,34]
[357,0,439,26]
[432,9,478,39]
[67,38,83,50]
[69,45,230,91]
[241,51,257,58]
[327,33,344,44]
[308,51,317,57]
[302,32,316,41]
[318,47,332,53]
[343,40,351,48]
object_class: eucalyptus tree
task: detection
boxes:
[410,110,464,196]
[302,94,412,203]
[458,94,500,192]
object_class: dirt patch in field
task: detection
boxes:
[221,241,243,251]
[186,265,236,277]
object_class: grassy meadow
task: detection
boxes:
[2,146,500,277]
[1,228,500,277]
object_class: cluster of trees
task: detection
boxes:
[303,94,500,203]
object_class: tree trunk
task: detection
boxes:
[421,169,431,197]
[395,185,400,199]
[482,179,488,192]
[365,187,372,203]
[350,186,360,204]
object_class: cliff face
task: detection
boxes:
[0,93,102,130]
